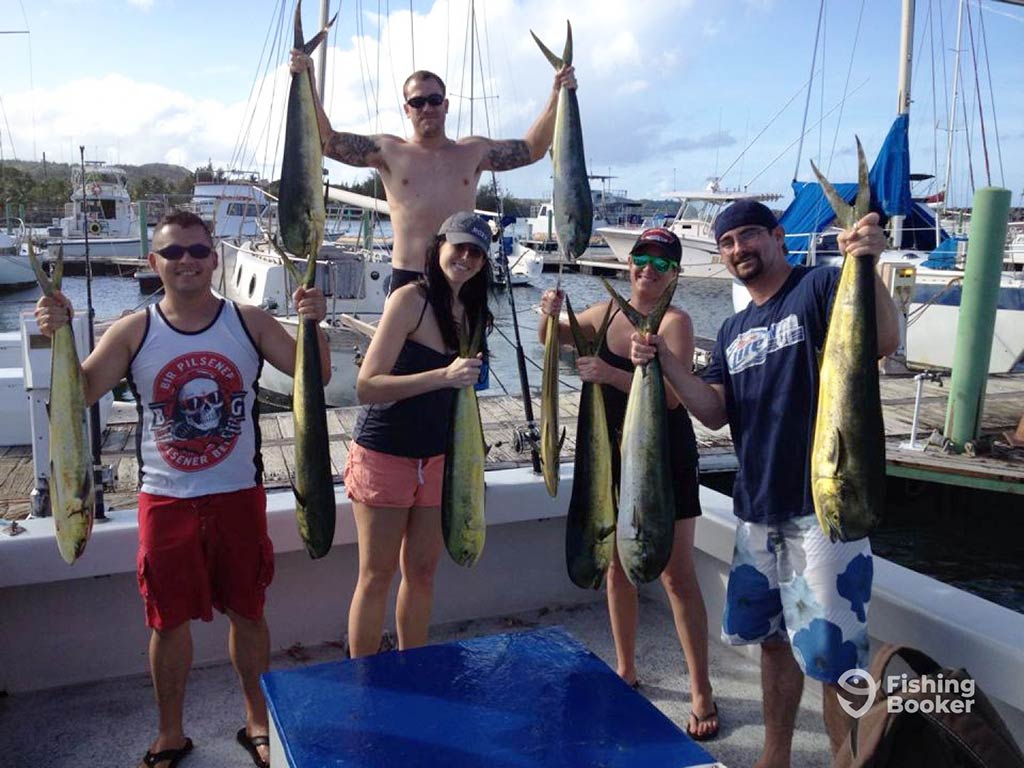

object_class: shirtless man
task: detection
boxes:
[290,51,576,290]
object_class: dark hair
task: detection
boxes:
[403,70,446,99]
[419,235,493,352]
[156,210,213,244]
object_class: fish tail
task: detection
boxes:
[27,240,54,296]
[530,30,564,70]
[854,136,871,222]
[563,21,573,67]
[810,158,856,230]
[600,278,644,329]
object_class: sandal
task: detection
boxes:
[140,738,193,768]
[236,727,271,768]
[686,702,720,742]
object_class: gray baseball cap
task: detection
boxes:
[437,211,492,254]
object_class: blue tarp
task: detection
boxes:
[922,235,964,269]
[778,115,945,264]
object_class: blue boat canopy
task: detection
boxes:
[778,115,945,264]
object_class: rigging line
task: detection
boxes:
[794,0,825,182]
[383,0,406,135]
[976,0,1005,187]
[964,0,992,187]
[0,97,17,160]
[16,0,35,159]
[826,0,866,178]
[376,0,383,137]
[409,0,415,70]
[719,70,820,183]
[475,8,493,139]
[456,2,472,138]
[744,78,870,188]
[817,6,826,175]
[231,0,284,172]
[929,1,940,200]
[267,3,291,183]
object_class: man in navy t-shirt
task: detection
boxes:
[631,199,900,765]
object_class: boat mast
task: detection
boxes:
[942,0,966,222]
[316,0,330,104]
[893,0,915,248]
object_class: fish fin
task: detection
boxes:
[557,426,567,450]
[647,276,678,334]
[269,236,304,285]
[565,296,590,354]
[293,0,305,49]
[27,240,54,297]
[600,278,644,329]
[530,30,564,70]
[303,252,317,289]
[467,310,486,357]
[823,427,845,477]
[563,20,573,68]
[301,9,338,55]
[52,247,64,291]
[809,158,856,231]
[597,523,616,541]
[854,136,871,222]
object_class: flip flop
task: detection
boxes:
[140,738,193,768]
[686,702,720,742]
[236,727,270,768]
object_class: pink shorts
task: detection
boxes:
[344,442,446,508]
[136,486,273,631]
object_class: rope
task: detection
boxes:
[793,0,825,182]
[491,324,580,392]
[825,0,866,177]
[977,1,1005,187]
[964,0,992,187]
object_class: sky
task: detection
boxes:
[2,0,1023,209]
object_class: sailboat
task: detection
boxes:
[733,0,1024,373]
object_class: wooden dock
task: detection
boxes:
[1,375,1022,520]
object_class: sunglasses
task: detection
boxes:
[631,253,676,273]
[154,243,213,261]
[406,93,445,109]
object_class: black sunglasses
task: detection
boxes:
[155,243,213,261]
[406,93,445,109]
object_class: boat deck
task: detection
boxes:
[0,595,831,768]
[1,372,1022,520]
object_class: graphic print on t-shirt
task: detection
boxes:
[149,352,247,472]
[726,314,806,374]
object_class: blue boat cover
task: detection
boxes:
[921,236,963,270]
[262,626,718,767]
[778,115,944,263]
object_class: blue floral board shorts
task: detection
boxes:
[721,513,873,684]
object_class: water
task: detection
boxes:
[0,276,160,333]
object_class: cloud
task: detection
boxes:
[659,131,736,153]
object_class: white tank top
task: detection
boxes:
[128,301,263,497]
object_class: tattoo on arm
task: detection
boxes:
[487,140,532,171]
[326,133,381,166]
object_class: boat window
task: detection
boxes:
[248,275,257,298]
[234,264,242,287]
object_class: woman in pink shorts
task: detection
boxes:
[343,211,493,656]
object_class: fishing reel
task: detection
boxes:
[511,421,541,455]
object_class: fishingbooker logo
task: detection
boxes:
[836,668,976,718]
[149,352,248,472]
[725,314,805,374]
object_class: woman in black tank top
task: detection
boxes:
[537,228,719,740]
[344,212,494,659]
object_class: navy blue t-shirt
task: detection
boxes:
[701,266,840,524]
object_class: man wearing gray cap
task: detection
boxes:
[343,211,493,658]
[631,199,900,765]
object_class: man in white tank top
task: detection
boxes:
[36,211,330,768]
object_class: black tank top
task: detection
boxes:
[599,335,699,476]
[354,300,457,458]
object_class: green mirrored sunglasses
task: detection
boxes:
[631,253,677,272]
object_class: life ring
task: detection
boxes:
[88,222,101,235]
[90,183,102,196]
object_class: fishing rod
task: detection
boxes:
[486,172,541,473]
[79,147,106,520]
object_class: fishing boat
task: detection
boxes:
[0,221,36,289]
[46,162,143,261]
[597,183,781,277]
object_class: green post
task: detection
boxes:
[138,201,149,258]
[943,187,1011,450]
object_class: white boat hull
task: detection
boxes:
[49,237,143,260]
[0,253,37,288]
[3,466,1022,744]
[599,225,733,279]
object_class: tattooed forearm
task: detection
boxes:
[487,140,532,171]
[325,133,381,166]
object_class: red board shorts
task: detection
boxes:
[136,485,273,631]
[344,442,446,508]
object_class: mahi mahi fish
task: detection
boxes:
[276,0,337,559]
[532,21,592,498]
[601,278,678,585]
[564,299,616,589]
[442,316,488,567]
[28,242,94,564]
[808,137,886,542]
